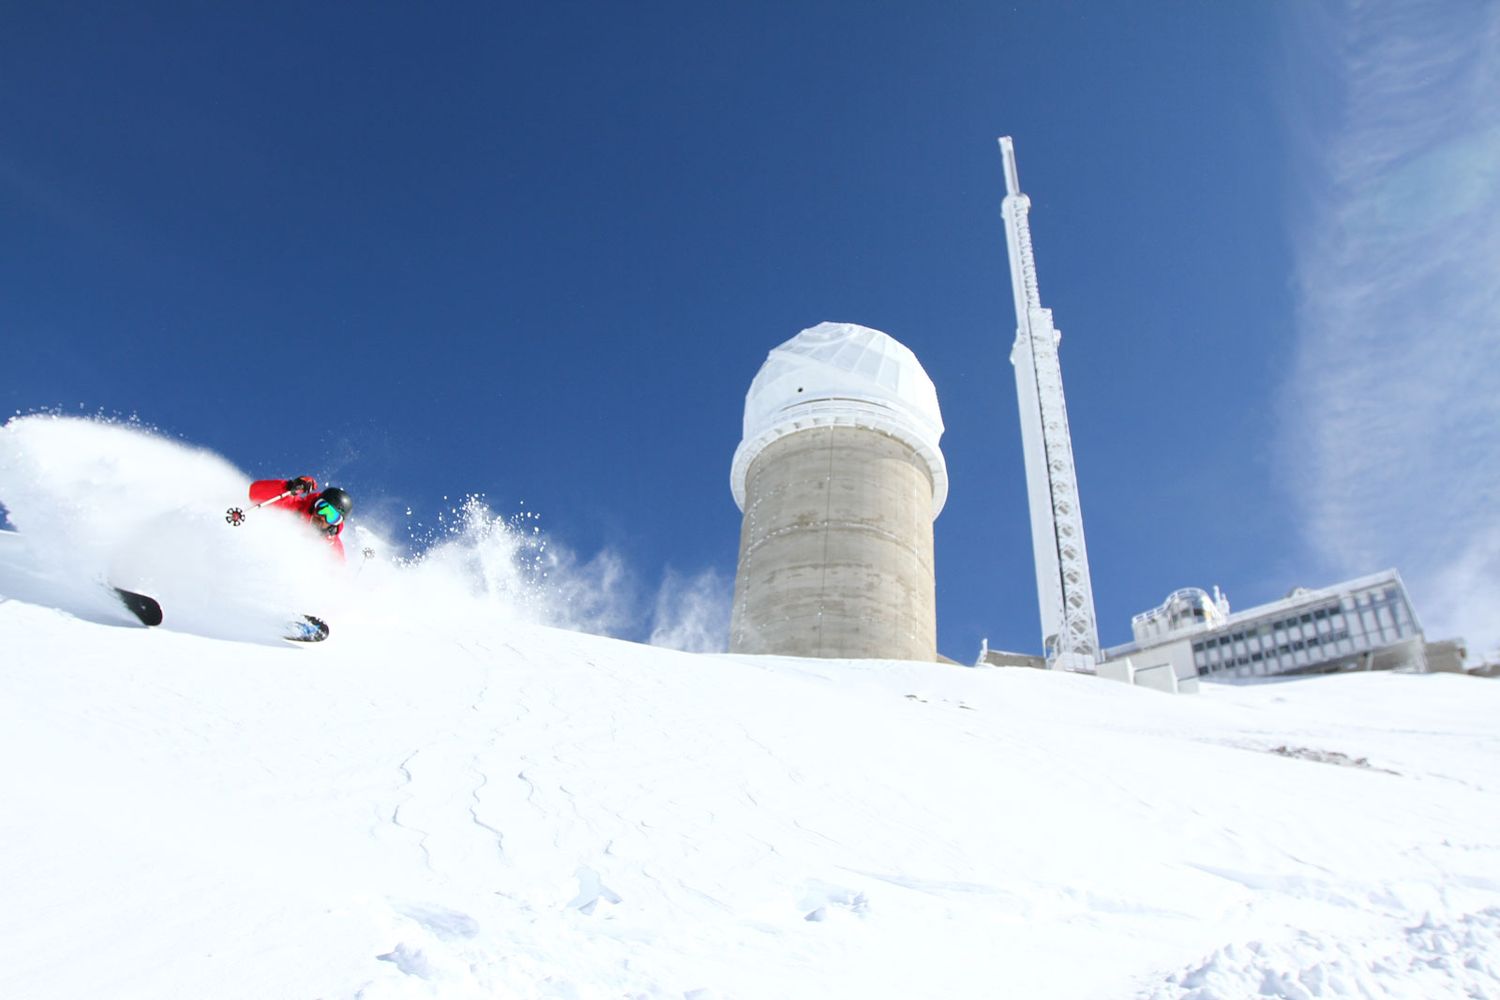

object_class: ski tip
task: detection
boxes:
[285,615,330,643]
[114,587,163,627]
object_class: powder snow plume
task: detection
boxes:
[0,414,609,640]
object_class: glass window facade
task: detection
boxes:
[1189,578,1420,679]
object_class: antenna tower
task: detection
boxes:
[998,137,1101,671]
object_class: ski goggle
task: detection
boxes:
[312,499,344,527]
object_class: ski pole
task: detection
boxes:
[225,489,296,527]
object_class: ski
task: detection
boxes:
[114,587,163,627]
[285,615,329,643]
[112,588,326,643]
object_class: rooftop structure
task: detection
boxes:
[730,322,947,516]
[1131,587,1231,644]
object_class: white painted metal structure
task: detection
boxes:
[998,137,1101,671]
[730,322,948,516]
[1131,587,1231,644]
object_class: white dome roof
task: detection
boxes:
[730,322,947,516]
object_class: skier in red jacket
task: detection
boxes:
[247,476,353,560]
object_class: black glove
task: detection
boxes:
[285,476,315,496]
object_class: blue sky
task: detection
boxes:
[4,3,1494,658]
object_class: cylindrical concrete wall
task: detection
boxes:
[729,424,937,660]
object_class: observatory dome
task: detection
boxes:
[731,322,947,516]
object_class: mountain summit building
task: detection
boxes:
[728,322,946,661]
[1103,570,1430,684]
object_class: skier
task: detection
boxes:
[247,476,353,560]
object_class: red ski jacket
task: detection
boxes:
[248,478,346,561]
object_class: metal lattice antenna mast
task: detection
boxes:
[998,137,1100,671]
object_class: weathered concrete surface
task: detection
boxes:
[729,425,937,661]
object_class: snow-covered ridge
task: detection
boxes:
[2,416,1498,998]
[3,600,1498,999]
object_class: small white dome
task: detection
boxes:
[730,322,947,516]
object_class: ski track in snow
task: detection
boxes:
[1,417,1499,998]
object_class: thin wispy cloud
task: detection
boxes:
[1281,0,1500,654]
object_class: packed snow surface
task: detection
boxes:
[2,416,1498,999]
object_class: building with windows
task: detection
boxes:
[1102,570,1428,689]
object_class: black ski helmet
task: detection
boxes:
[318,487,353,517]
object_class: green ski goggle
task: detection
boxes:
[312,499,344,526]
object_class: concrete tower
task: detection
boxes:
[729,322,947,661]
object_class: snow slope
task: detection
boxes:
[2,416,1498,999]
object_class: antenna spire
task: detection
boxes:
[997,137,1101,670]
[998,136,1021,197]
